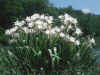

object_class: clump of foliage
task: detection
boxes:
[0,13,97,75]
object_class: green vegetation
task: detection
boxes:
[95,37,100,48]
[0,13,97,74]
[0,0,100,74]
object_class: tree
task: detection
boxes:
[0,0,24,29]
[22,0,49,16]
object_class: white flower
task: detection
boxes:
[14,20,25,27]
[58,15,63,19]
[49,16,53,21]
[43,22,48,27]
[59,13,78,27]
[45,30,50,34]
[76,52,80,57]
[5,29,11,35]
[42,24,48,29]
[44,16,49,20]
[45,29,56,35]
[60,25,64,29]
[21,20,25,25]
[75,28,82,35]
[14,20,20,26]
[28,22,34,28]
[42,16,53,24]
[50,29,56,34]
[69,36,76,42]
[90,38,95,44]
[47,20,52,24]
[66,35,70,39]
[31,13,40,20]
[64,20,69,25]
[38,25,43,29]
[5,26,18,35]
[54,27,61,32]
[40,14,45,19]
[68,25,72,30]
[58,13,78,26]
[26,17,31,22]
[40,67,44,71]
[22,27,29,33]
[35,20,43,25]
[29,29,35,33]
[59,32,65,37]
[22,27,34,33]
[54,47,57,52]
[72,18,78,24]
[64,13,70,19]
[75,40,80,45]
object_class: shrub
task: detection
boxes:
[0,13,97,75]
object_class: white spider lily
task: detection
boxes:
[5,26,18,35]
[59,32,65,37]
[5,29,12,35]
[58,15,63,19]
[64,13,70,19]
[31,13,40,20]
[40,14,45,19]
[54,47,57,53]
[14,20,25,27]
[26,17,31,22]
[49,16,53,21]
[28,22,34,28]
[72,18,78,24]
[22,27,30,33]
[76,52,80,57]
[60,25,65,29]
[69,37,76,42]
[75,40,80,45]
[45,30,50,34]
[44,16,49,20]
[53,27,61,32]
[35,20,43,25]
[68,25,72,30]
[75,28,82,35]
[47,19,52,24]
[90,38,95,44]
[38,25,43,29]
[50,29,56,34]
